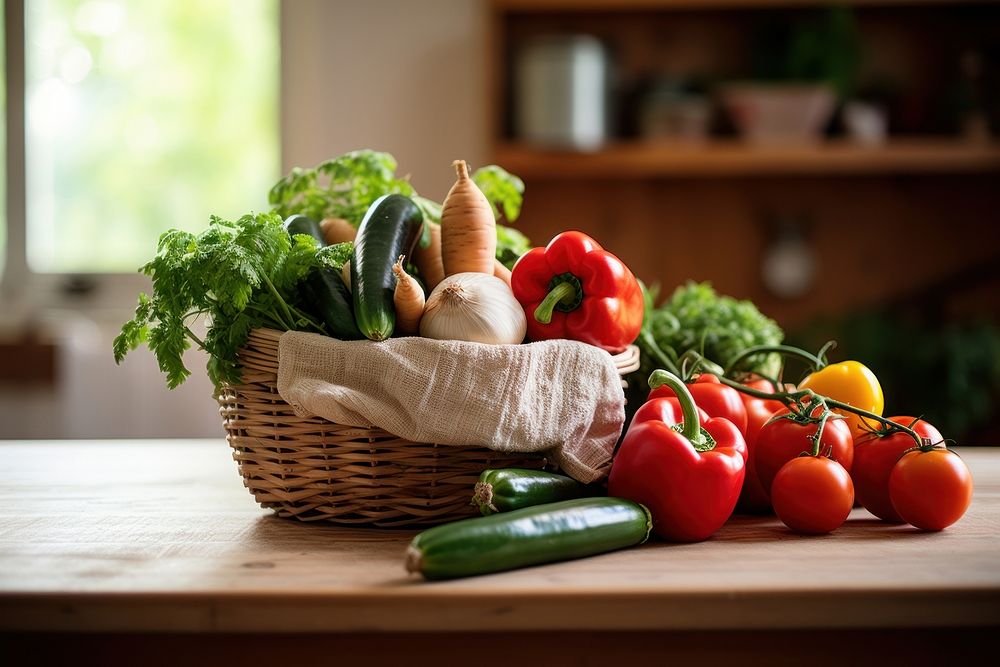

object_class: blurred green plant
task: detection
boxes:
[751,5,861,99]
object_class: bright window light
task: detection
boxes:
[24,0,279,273]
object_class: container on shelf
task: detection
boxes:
[719,83,836,145]
[636,79,711,143]
[514,34,612,150]
[843,100,888,145]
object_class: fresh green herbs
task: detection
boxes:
[496,225,532,270]
[113,212,343,390]
[268,149,526,258]
[268,148,525,231]
[316,242,354,272]
[117,150,531,391]
[269,150,416,224]
[631,281,785,403]
[655,282,784,373]
[471,164,524,223]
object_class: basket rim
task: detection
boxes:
[237,328,641,379]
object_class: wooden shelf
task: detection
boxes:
[492,139,1000,178]
[493,0,995,12]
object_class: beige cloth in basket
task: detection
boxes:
[275,330,625,483]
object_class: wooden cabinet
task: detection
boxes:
[486,0,1000,328]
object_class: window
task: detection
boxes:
[5,0,278,284]
[1,6,6,277]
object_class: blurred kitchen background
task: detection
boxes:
[1,0,998,442]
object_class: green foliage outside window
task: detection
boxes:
[23,0,278,273]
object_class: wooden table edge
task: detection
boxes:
[3,587,999,633]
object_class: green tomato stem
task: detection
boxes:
[639,329,681,376]
[807,400,834,457]
[723,344,826,376]
[715,374,925,447]
[678,349,725,381]
[822,396,923,446]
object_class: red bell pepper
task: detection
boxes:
[648,373,749,442]
[632,396,709,429]
[609,370,746,542]
[510,230,643,353]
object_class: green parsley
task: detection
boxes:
[630,281,785,403]
[113,212,342,390]
[118,150,530,392]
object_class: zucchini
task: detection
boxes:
[283,214,326,246]
[351,194,424,341]
[301,266,362,340]
[406,497,652,580]
[473,468,602,516]
[283,214,361,340]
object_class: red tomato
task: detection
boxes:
[740,377,786,414]
[889,448,973,531]
[736,397,777,513]
[771,456,854,534]
[854,417,944,522]
[754,405,854,493]
[649,374,748,437]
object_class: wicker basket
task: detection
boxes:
[218,328,641,527]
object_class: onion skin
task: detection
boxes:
[420,273,526,345]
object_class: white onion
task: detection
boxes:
[419,272,526,345]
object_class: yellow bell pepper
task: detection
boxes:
[798,360,884,440]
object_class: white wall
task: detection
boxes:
[0,0,488,438]
[281,0,488,198]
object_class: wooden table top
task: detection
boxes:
[0,439,997,633]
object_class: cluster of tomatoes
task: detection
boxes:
[752,361,973,534]
[608,361,974,541]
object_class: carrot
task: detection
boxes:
[392,256,425,336]
[413,221,445,290]
[440,159,496,276]
[320,217,357,245]
[493,259,512,287]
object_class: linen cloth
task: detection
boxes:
[276,330,626,483]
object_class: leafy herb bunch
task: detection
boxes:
[115,150,530,392]
[629,281,785,406]
[113,212,351,390]
[269,151,531,267]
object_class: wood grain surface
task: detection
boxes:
[0,440,997,633]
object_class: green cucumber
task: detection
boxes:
[283,213,326,246]
[301,266,362,340]
[351,194,424,341]
[283,214,361,340]
[473,468,602,516]
[406,497,652,580]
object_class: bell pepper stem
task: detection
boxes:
[534,282,578,324]
[647,369,705,446]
